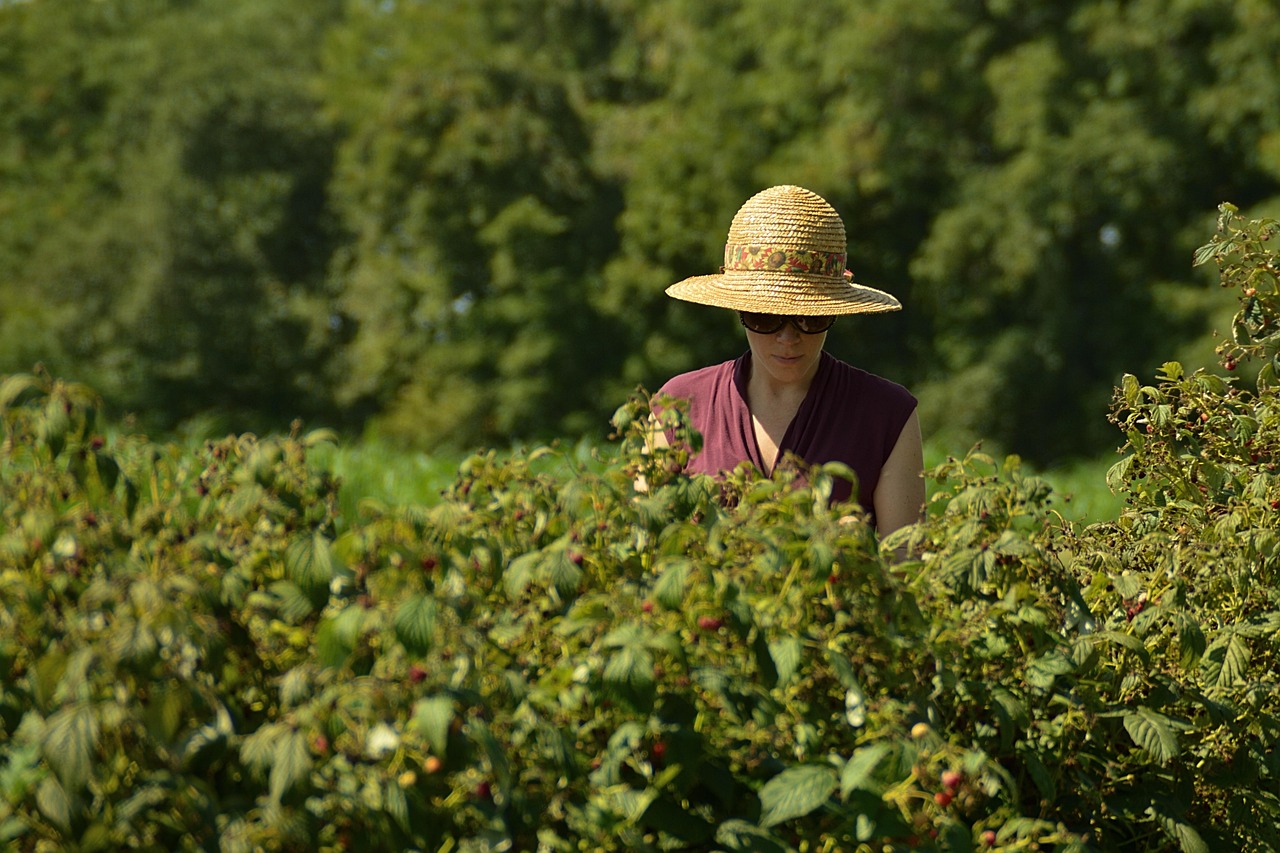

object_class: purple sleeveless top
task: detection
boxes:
[657,352,916,514]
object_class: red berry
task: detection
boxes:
[641,600,654,613]
[651,740,667,766]
[424,755,443,774]
[934,790,953,807]
[1225,359,1237,371]
[314,735,329,754]
[421,555,438,571]
[697,615,723,631]
[982,829,998,846]
[568,550,583,565]
[941,769,963,790]
[409,664,427,684]
[474,780,491,800]
[90,435,105,450]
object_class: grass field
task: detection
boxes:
[311,436,1126,527]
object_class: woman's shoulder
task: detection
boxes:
[658,357,740,397]
[822,353,916,406]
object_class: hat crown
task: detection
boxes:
[663,184,902,315]
[726,185,847,254]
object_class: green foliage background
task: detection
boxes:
[3,0,1280,461]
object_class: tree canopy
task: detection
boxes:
[2,0,1278,461]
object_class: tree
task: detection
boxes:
[0,0,347,432]
[321,0,625,448]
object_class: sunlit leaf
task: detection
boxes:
[840,742,892,798]
[1124,708,1180,764]
[42,703,97,791]
[411,695,454,757]
[393,594,438,656]
[269,728,313,803]
[759,765,837,827]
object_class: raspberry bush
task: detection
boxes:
[1,205,1279,850]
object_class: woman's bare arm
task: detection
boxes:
[873,409,925,538]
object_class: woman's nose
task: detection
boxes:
[776,322,801,341]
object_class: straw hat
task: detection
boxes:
[665,185,901,315]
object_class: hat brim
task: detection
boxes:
[666,271,901,315]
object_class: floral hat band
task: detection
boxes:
[723,244,847,277]
[665,185,902,316]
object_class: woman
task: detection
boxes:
[653,184,924,538]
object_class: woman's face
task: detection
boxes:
[743,319,827,388]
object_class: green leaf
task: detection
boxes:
[1123,708,1180,764]
[1106,455,1135,493]
[269,728,312,803]
[758,764,837,827]
[35,777,71,833]
[410,695,454,757]
[714,819,790,852]
[316,605,364,668]
[269,580,315,624]
[548,549,583,597]
[1221,635,1251,687]
[385,779,410,833]
[278,668,312,709]
[1152,805,1209,853]
[141,683,189,744]
[286,533,338,604]
[603,626,655,711]
[1176,615,1206,668]
[42,703,97,791]
[393,594,438,656]
[39,397,70,458]
[1017,747,1056,802]
[769,637,803,687]
[840,743,892,798]
[241,721,288,773]
[1025,651,1074,690]
[0,373,40,411]
[1201,633,1250,688]
[653,557,691,609]
[504,552,541,596]
[1121,374,1140,407]
[1097,630,1151,664]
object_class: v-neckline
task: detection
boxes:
[735,352,827,475]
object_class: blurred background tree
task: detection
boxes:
[1,0,1277,462]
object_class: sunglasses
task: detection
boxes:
[738,312,837,335]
